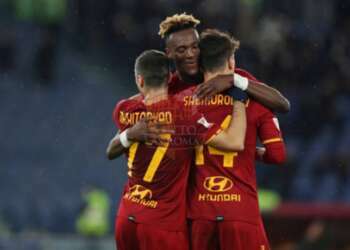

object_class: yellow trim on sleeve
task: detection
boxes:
[262,137,282,145]
[205,128,222,144]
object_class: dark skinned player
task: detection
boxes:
[111,50,249,250]
[107,13,290,159]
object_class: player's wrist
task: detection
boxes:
[233,73,249,91]
[227,86,248,103]
[119,129,132,148]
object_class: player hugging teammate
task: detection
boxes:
[107,13,288,250]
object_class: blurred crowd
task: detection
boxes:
[1,0,350,240]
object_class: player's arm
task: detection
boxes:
[206,99,246,151]
[256,143,286,164]
[106,99,132,160]
[106,119,174,160]
[244,79,290,114]
[256,109,287,164]
[106,131,125,160]
[194,87,247,151]
[194,74,290,113]
[106,99,171,160]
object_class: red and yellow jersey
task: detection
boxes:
[113,95,220,231]
[186,69,286,224]
[168,72,197,95]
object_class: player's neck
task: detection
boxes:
[204,67,232,82]
[178,71,203,84]
[143,87,168,105]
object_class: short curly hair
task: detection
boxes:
[158,13,200,39]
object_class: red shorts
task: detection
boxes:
[190,219,269,250]
[115,216,189,250]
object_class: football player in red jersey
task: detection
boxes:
[107,13,289,250]
[110,50,250,250]
[158,13,290,112]
[187,29,286,250]
[107,13,290,158]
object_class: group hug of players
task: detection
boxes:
[107,13,289,250]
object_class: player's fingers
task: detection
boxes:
[147,134,168,146]
[138,117,148,124]
[145,133,158,144]
[143,117,158,125]
[137,117,150,129]
[204,88,217,99]
[147,126,161,134]
[194,83,206,92]
[158,137,172,145]
[200,84,215,98]
[156,128,175,135]
[195,89,208,99]
[197,87,213,99]
[149,139,161,147]
[154,139,169,147]
[194,84,208,97]
[156,124,173,131]
[148,126,174,135]
[147,132,172,145]
[148,121,166,128]
[151,122,173,130]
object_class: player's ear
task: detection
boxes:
[166,72,171,83]
[228,55,235,70]
[136,74,144,89]
[165,47,173,59]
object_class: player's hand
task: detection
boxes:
[127,118,174,146]
[194,74,233,99]
[256,146,266,161]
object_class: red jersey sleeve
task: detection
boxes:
[112,99,128,131]
[112,99,142,131]
[257,106,286,164]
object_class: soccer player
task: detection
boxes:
[187,29,286,250]
[108,13,290,160]
[110,49,249,250]
[159,13,290,112]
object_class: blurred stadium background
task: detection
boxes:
[1,0,350,249]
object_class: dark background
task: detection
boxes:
[0,0,349,248]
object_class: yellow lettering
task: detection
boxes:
[195,145,204,165]
[217,194,224,201]
[217,95,224,105]
[224,194,231,201]
[139,113,146,120]
[184,96,189,106]
[195,115,238,168]
[210,95,217,105]
[197,193,241,202]
[208,146,238,168]
[223,96,230,105]
[134,112,140,122]
[127,143,139,177]
[198,194,206,201]
[166,112,172,123]
[143,134,171,182]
